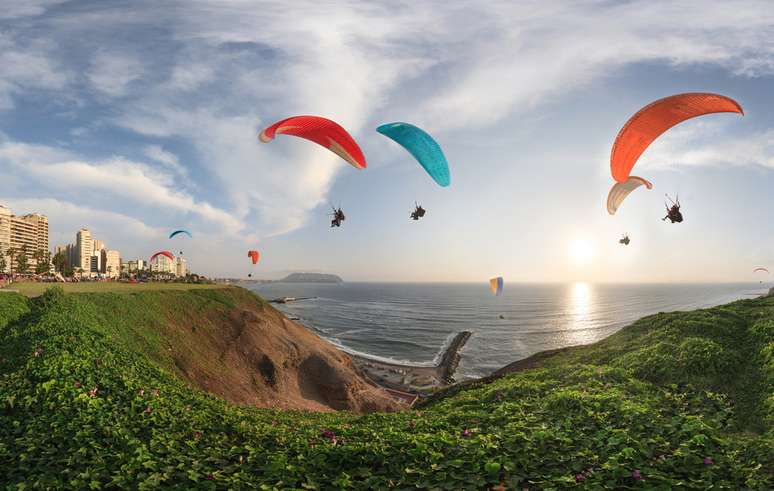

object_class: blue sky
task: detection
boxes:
[2,0,774,282]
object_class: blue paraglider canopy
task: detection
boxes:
[169,229,192,239]
[377,122,450,187]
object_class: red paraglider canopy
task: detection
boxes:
[259,115,367,169]
[611,93,743,183]
[247,250,260,265]
[150,251,174,262]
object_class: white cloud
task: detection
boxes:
[0,33,69,110]
[0,140,243,234]
[0,0,68,19]
[143,145,187,176]
[639,124,774,171]
[88,50,145,97]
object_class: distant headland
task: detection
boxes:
[277,273,343,283]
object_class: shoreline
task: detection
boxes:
[349,331,472,395]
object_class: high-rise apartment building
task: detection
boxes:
[175,257,187,277]
[0,206,11,273]
[0,205,49,272]
[101,250,120,278]
[151,254,174,274]
[76,229,93,272]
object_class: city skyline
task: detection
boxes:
[2,2,774,282]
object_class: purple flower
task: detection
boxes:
[461,429,472,438]
[703,456,713,465]
[89,387,98,397]
[320,429,336,440]
[205,474,214,481]
[575,473,585,482]
[631,469,642,481]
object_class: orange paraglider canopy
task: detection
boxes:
[247,250,260,265]
[611,93,743,183]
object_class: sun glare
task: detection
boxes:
[569,239,594,265]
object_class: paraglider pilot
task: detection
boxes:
[331,207,346,228]
[619,234,630,245]
[410,202,426,221]
[662,194,683,223]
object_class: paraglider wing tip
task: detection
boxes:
[607,177,653,215]
[258,129,273,143]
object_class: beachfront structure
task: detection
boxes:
[0,204,49,273]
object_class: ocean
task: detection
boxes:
[247,282,766,379]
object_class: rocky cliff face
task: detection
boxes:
[152,290,397,412]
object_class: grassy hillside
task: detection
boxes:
[1,281,228,298]
[1,287,772,489]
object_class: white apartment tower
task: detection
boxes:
[0,205,49,272]
[76,228,93,272]
[0,206,11,273]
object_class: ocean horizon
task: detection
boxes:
[248,281,766,379]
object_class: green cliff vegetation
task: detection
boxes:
[1,287,772,489]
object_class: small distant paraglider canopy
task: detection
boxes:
[169,229,192,239]
[490,277,504,296]
[259,115,367,169]
[607,177,653,215]
[150,251,174,262]
[611,93,743,183]
[753,267,769,274]
[376,122,450,187]
[247,250,260,265]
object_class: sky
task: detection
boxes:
[2,0,774,282]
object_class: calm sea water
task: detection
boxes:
[247,282,766,379]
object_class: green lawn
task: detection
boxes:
[0,281,228,297]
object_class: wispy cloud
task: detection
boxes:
[88,50,145,97]
[143,144,187,177]
[0,140,243,234]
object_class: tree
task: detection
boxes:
[6,246,17,275]
[52,251,66,273]
[34,249,51,275]
[0,247,6,274]
[16,247,29,275]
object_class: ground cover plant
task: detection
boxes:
[1,287,772,489]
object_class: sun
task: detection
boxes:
[568,239,595,265]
